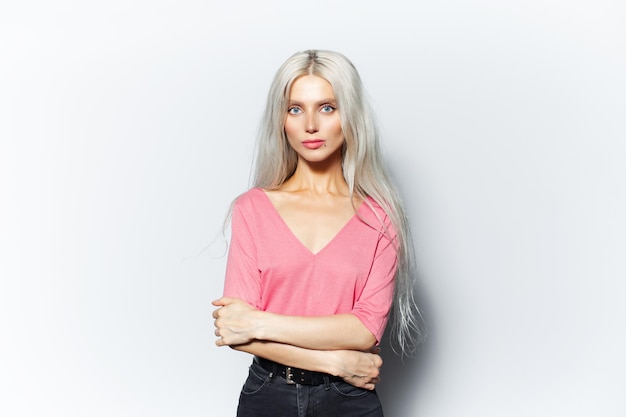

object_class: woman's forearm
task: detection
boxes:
[213,297,376,350]
[231,341,382,390]
[233,341,339,375]
[255,312,375,350]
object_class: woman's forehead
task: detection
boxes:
[289,74,335,101]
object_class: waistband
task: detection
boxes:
[254,356,343,386]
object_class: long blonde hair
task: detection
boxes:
[253,50,425,354]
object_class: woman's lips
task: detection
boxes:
[302,139,325,149]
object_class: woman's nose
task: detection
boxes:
[305,114,318,133]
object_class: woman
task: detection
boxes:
[212,50,423,417]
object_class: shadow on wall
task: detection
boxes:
[377,282,433,417]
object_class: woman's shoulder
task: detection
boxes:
[359,195,396,235]
[232,187,266,208]
[235,187,265,203]
[360,195,387,218]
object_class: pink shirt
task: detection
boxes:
[223,188,397,343]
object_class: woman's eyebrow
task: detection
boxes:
[288,98,337,105]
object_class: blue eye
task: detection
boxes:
[288,107,302,115]
[321,105,336,113]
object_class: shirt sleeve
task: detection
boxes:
[222,197,262,309]
[350,215,398,344]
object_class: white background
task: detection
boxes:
[1,1,625,416]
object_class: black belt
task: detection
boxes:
[254,356,343,386]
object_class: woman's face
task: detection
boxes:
[284,74,344,164]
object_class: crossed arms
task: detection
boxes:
[212,297,383,390]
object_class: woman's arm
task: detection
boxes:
[213,297,376,350]
[228,340,383,390]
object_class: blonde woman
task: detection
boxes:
[212,50,423,417]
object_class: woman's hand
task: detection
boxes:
[332,347,383,390]
[212,297,261,346]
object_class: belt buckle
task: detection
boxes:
[285,367,296,385]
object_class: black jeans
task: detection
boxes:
[236,359,384,417]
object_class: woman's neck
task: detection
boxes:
[281,157,348,196]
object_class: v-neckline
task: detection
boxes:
[256,188,364,256]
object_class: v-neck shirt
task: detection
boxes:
[223,187,398,342]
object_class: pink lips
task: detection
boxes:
[302,139,325,149]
